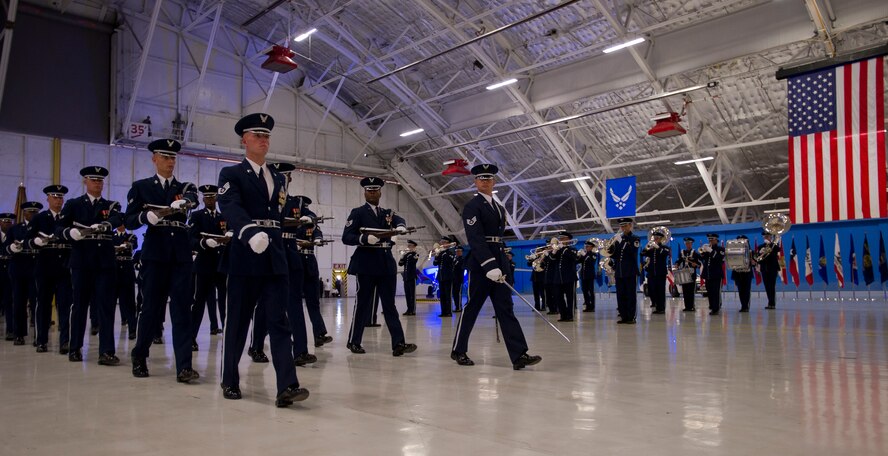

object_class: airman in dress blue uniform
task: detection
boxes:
[0,213,14,340]
[610,217,641,324]
[731,235,753,313]
[125,139,199,382]
[451,245,465,312]
[451,164,541,370]
[398,240,419,316]
[550,230,579,322]
[28,185,73,353]
[641,229,671,314]
[578,238,598,312]
[433,235,456,317]
[6,201,41,345]
[188,184,228,350]
[676,237,701,311]
[217,113,307,407]
[342,177,417,356]
[755,230,780,309]
[56,167,123,364]
[290,193,332,351]
[700,233,725,315]
[113,226,138,340]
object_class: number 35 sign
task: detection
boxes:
[127,122,150,139]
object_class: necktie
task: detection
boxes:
[163,179,169,192]
[258,168,269,198]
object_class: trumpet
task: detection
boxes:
[428,241,457,260]
[755,213,791,262]
[600,235,620,257]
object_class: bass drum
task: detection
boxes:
[672,267,694,285]
[725,239,750,272]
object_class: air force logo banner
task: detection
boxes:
[605,176,636,218]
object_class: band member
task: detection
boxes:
[113,226,138,340]
[755,230,780,309]
[125,139,199,382]
[452,245,465,312]
[731,235,753,313]
[57,168,123,364]
[610,218,641,324]
[528,246,546,311]
[676,237,701,311]
[642,230,671,314]
[7,201,41,345]
[398,240,419,316]
[216,113,307,406]
[543,240,559,315]
[29,185,73,353]
[342,177,417,356]
[433,236,455,317]
[700,233,725,315]
[551,231,578,322]
[505,250,516,286]
[578,238,598,312]
[188,184,227,351]
[0,213,14,341]
[451,164,540,370]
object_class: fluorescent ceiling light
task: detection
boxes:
[560,176,591,183]
[636,220,671,226]
[674,157,714,165]
[485,78,518,90]
[399,128,424,137]
[294,28,317,42]
[540,229,563,234]
[603,37,645,54]
[763,209,789,214]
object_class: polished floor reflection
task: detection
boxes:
[1,292,886,455]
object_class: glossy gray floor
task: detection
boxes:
[1,292,886,455]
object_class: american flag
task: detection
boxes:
[787,56,887,223]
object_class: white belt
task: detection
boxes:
[253,219,280,228]
[116,256,133,262]
[82,234,113,240]
[359,243,393,249]
[45,245,72,250]
[154,221,187,229]
[281,233,302,239]
[299,251,315,256]
[485,236,503,243]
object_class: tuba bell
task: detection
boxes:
[645,226,671,250]
[755,213,791,262]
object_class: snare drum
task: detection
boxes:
[672,267,694,285]
[725,239,750,272]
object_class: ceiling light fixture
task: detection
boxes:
[485,78,518,90]
[399,128,424,137]
[560,176,591,183]
[674,157,714,165]
[294,28,317,42]
[636,220,671,226]
[540,229,563,234]
[763,209,789,214]
[603,37,645,54]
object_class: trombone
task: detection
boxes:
[428,241,457,260]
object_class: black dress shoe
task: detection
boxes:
[4,334,13,341]
[90,327,98,336]
[513,353,542,370]
[453,307,462,313]
[617,319,637,325]
[128,332,136,341]
[176,368,200,383]
[546,311,558,315]
[314,335,333,347]
[248,348,269,363]
[275,384,309,407]
[294,353,317,366]
[35,344,48,353]
[709,311,720,315]
[132,358,149,378]
[392,342,417,357]
[191,342,199,352]
[450,351,474,366]
[59,342,69,355]
[221,384,242,400]
[683,307,696,312]
[13,337,24,346]
[346,343,365,354]
[651,310,665,314]
[582,308,595,313]
[98,353,120,366]
[68,350,83,362]
[152,336,164,344]
[557,318,574,322]
[32,340,37,347]
[739,308,749,313]
[438,313,452,317]
[765,305,776,309]
[366,323,382,327]
[210,328,223,335]
[402,311,415,316]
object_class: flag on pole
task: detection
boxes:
[818,235,829,284]
[834,232,844,288]
[753,239,763,285]
[862,235,875,285]
[787,56,887,224]
[804,236,814,285]
[850,234,859,285]
[789,238,800,287]
[779,240,788,284]
[879,232,887,284]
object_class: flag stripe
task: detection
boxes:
[789,137,797,223]
[858,59,870,219]
[876,58,887,218]
[864,58,880,218]
[814,132,825,222]
[801,135,811,223]
[837,66,850,220]
[829,130,840,221]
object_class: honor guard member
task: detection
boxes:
[29,185,73,353]
[755,230,780,309]
[125,139,200,382]
[398,240,419,316]
[342,177,417,356]
[291,194,331,351]
[188,184,228,351]
[550,231,579,322]
[217,113,307,406]
[731,235,753,313]
[676,237,701,311]
[699,233,725,315]
[56,168,123,364]
[433,236,456,317]
[505,250,516,286]
[578,238,598,312]
[528,245,546,311]
[113,226,138,339]
[452,245,465,312]
[642,229,671,314]
[6,201,42,345]
[610,217,641,324]
[451,164,541,370]
[0,213,14,340]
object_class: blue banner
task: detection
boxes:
[605,176,636,219]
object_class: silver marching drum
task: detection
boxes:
[672,267,695,285]
[725,239,750,272]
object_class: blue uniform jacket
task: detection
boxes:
[461,194,507,274]
[27,210,71,275]
[700,244,726,281]
[399,251,419,280]
[188,208,226,272]
[676,248,702,280]
[548,246,578,284]
[434,248,456,281]
[125,176,197,264]
[56,195,123,270]
[281,197,316,272]
[611,232,641,279]
[7,222,36,278]
[579,251,597,282]
[755,242,780,274]
[342,203,406,276]
[113,231,138,261]
[642,244,672,278]
[216,159,289,276]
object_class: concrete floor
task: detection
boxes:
[1,292,886,455]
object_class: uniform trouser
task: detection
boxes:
[286,267,309,356]
[681,282,696,309]
[581,278,595,311]
[35,271,72,346]
[402,274,416,313]
[452,269,529,363]
[116,263,137,330]
[762,271,777,307]
[706,278,722,313]
[10,272,37,338]
[531,280,545,310]
[615,276,638,322]
[451,278,463,310]
[438,279,452,315]
[545,284,562,314]
[70,267,116,355]
[735,273,752,309]
[559,282,576,319]
[191,271,226,340]
[348,274,405,349]
[222,274,297,394]
[0,265,12,334]
[132,260,193,373]
[302,271,327,339]
[648,275,666,312]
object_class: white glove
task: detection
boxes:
[206,239,219,249]
[390,235,400,243]
[395,226,408,234]
[651,243,660,250]
[69,228,84,241]
[299,216,313,224]
[146,211,161,225]
[170,199,188,209]
[33,237,46,247]
[614,233,623,243]
[225,231,234,238]
[485,268,504,283]
[10,243,22,253]
[89,223,107,232]
[577,250,586,257]
[367,235,380,244]
[248,232,269,254]
[313,239,323,246]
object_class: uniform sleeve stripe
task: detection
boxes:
[480,258,495,267]
[239,223,258,239]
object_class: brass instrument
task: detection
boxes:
[644,226,671,251]
[755,213,791,262]
[428,241,458,260]
[600,234,621,257]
